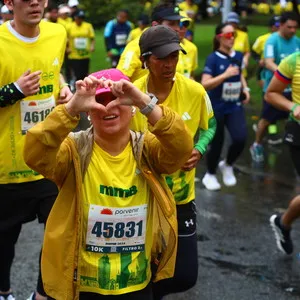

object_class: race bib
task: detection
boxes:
[74,37,88,50]
[222,82,241,102]
[115,33,127,46]
[86,204,147,254]
[20,96,55,134]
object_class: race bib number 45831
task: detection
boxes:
[86,204,147,254]
[20,96,55,135]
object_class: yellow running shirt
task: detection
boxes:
[80,142,152,295]
[233,29,250,77]
[131,73,214,204]
[67,21,95,60]
[177,38,198,78]
[117,36,148,83]
[178,1,198,32]
[275,52,300,104]
[0,20,66,184]
[127,27,143,43]
[252,32,271,58]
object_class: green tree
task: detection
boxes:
[79,0,146,27]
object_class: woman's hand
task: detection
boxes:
[223,65,240,79]
[242,89,250,105]
[65,75,107,117]
[101,79,151,110]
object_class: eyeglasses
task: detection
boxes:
[180,20,190,29]
[217,31,236,39]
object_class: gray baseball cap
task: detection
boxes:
[139,25,186,59]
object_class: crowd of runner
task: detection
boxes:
[0,0,300,299]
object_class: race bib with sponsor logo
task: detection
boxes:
[221,82,241,102]
[115,33,127,46]
[86,204,147,254]
[20,96,55,134]
[74,37,88,50]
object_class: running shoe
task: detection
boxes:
[202,173,221,191]
[250,143,264,162]
[26,292,35,300]
[269,214,293,255]
[218,160,237,186]
[0,293,15,300]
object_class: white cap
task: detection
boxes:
[1,5,10,14]
[68,0,79,7]
[59,6,71,15]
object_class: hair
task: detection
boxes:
[47,4,58,12]
[280,12,299,24]
[213,23,228,51]
[118,9,129,15]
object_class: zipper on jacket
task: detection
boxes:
[74,269,77,281]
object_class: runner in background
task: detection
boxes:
[266,52,300,255]
[178,0,198,41]
[201,23,250,191]
[126,14,150,44]
[104,9,132,68]
[251,15,280,144]
[252,15,280,88]
[177,11,198,80]
[67,10,95,83]
[0,0,71,299]
[250,12,300,163]
[0,5,13,25]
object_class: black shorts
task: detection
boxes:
[261,92,291,122]
[0,178,58,232]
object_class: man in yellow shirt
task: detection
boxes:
[178,0,198,41]
[0,0,71,300]
[126,14,150,43]
[252,16,280,87]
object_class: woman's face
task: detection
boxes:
[147,51,179,83]
[89,92,132,137]
[218,25,235,49]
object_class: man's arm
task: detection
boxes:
[0,70,41,107]
[265,57,278,72]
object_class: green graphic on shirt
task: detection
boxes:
[165,171,189,202]
[80,252,148,290]
[99,185,137,198]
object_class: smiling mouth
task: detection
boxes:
[103,115,118,120]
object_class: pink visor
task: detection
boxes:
[89,69,130,96]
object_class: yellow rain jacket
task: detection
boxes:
[24,104,193,300]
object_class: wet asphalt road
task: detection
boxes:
[11,107,300,300]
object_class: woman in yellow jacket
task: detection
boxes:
[23,69,193,300]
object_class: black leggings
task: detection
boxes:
[0,179,57,295]
[207,109,247,174]
[152,201,198,299]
